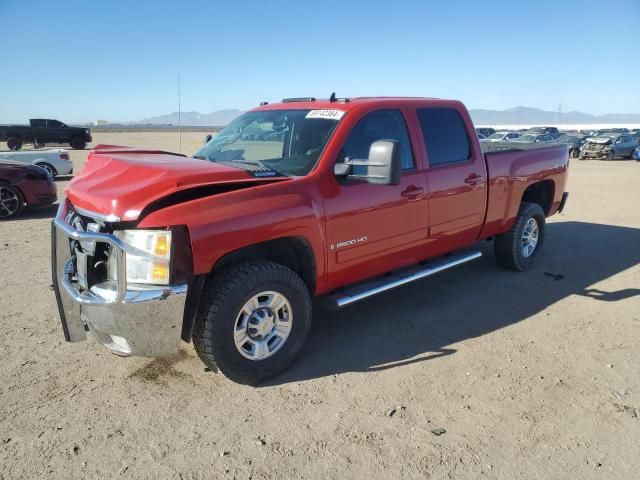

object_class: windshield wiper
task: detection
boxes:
[215,158,287,178]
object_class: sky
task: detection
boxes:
[1,0,639,123]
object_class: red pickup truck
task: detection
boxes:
[52,96,569,384]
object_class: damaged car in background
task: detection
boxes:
[579,133,638,160]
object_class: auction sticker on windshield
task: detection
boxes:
[305,109,346,120]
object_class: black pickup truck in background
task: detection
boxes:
[0,119,92,150]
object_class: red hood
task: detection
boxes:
[66,145,286,221]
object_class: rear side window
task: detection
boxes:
[417,108,471,167]
[339,109,414,173]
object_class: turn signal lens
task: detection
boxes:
[111,230,172,285]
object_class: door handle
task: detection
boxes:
[464,173,482,185]
[401,185,424,199]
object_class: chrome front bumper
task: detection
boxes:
[51,202,187,357]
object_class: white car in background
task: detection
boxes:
[486,131,520,142]
[0,148,73,177]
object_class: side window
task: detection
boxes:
[48,120,63,128]
[32,119,45,127]
[339,109,414,174]
[416,107,471,167]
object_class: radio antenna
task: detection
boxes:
[178,74,182,153]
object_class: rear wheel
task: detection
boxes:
[494,202,546,272]
[0,182,25,219]
[193,260,312,385]
[7,137,22,151]
[35,162,56,177]
[70,137,86,150]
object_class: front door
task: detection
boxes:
[323,109,428,290]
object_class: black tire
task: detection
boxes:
[494,202,546,272]
[7,137,23,151]
[35,162,57,177]
[0,182,25,219]
[70,137,86,150]
[606,151,615,161]
[34,140,45,149]
[570,149,580,159]
[193,260,312,385]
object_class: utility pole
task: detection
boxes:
[178,74,182,154]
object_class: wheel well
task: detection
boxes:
[212,236,317,294]
[521,180,554,215]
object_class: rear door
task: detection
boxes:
[618,135,634,156]
[31,119,48,143]
[415,106,488,254]
[323,108,429,289]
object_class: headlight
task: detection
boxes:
[108,230,172,285]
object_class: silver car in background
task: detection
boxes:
[0,148,73,177]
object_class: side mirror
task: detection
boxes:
[204,134,213,144]
[334,140,401,185]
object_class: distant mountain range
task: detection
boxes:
[136,109,243,126]
[132,106,640,127]
[469,106,640,125]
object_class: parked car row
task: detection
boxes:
[0,162,57,219]
[476,126,640,160]
[0,147,74,219]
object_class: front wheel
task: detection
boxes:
[494,202,546,271]
[193,260,312,385]
[570,149,580,159]
[606,151,615,160]
[0,182,25,219]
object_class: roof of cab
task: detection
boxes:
[251,96,449,112]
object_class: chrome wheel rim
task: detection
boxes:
[233,291,292,361]
[37,164,54,177]
[0,186,20,218]
[521,218,539,258]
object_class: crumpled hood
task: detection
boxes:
[66,145,287,221]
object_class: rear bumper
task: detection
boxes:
[53,160,74,175]
[51,202,186,357]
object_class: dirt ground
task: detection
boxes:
[1,132,639,479]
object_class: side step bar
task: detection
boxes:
[323,250,482,309]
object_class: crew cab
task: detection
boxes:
[51,96,569,385]
[0,119,92,151]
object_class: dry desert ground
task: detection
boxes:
[1,131,639,479]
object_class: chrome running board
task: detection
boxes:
[323,250,482,309]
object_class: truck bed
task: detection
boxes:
[480,144,568,239]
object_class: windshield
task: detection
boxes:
[556,136,580,143]
[516,134,537,142]
[193,109,340,176]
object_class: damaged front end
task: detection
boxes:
[580,138,612,159]
[51,200,189,357]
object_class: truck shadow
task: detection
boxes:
[4,203,59,221]
[265,221,640,386]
